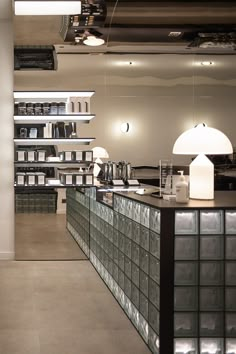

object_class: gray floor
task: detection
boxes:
[12,213,151,353]
[15,214,87,260]
[0,261,151,354]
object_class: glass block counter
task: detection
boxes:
[66,187,236,354]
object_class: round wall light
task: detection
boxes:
[120,122,129,133]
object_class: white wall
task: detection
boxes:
[0,19,14,259]
[14,53,236,167]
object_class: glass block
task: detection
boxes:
[108,208,113,226]
[226,288,236,310]
[175,236,198,260]
[113,195,120,212]
[149,302,159,334]
[131,242,140,266]
[107,225,113,243]
[131,262,140,287]
[140,204,150,228]
[200,287,224,311]
[120,197,126,215]
[226,236,236,260]
[200,312,224,336]
[150,255,160,284]
[118,250,125,271]
[118,232,125,253]
[150,208,161,234]
[148,326,159,354]
[124,237,132,259]
[140,270,149,297]
[113,246,118,265]
[140,292,148,320]
[226,313,236,337]
[131,304,139,330]
[174,262,198,285]
[124,256,131,279]
[174,312,198,337]
[113,229,119,247]
[150,231,160,259]
[124,218,132,239]
[140,248,149,274]
[174,287,198,311]
[175,210,198,235]
[226,338,236,354]
[132,221,140,245]
[138,314,149,343]
[149,278,160,308]
[118,269,125,290]
[125,198,133,220]
[200,338,224,354]
[114,211,119,230]
[131,283,139,309]
[226,262,236,285]
[133,202,141,223]
[124,275,131,299]
[113,263,119,283]
[140,226,150,251]
[226,211,236,234]
[200,210,224,234]
[200,235,224,260]
[119,214,125,235]
[200,262,224,285]
[174,338,198,354]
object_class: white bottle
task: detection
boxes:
[175,170,189,203]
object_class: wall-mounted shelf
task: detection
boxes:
[14,115,95,124]
[14,91,95,100]
[14,162,92,168]
[14,138,95,145]
[14,184,93,189]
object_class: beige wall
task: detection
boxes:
[14,53,236,166]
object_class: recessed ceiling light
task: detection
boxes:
[83,36,105,46]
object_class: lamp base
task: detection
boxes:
[189,153,214,200]
[93,158,103,177]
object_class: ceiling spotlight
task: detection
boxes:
[83,36,105,46]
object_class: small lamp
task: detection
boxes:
[173,123,233,200]
[92,146,109,177]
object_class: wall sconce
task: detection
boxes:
[14,0,81,15]
[173,123,233,200]
[120,122,129,133]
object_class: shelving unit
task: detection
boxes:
[14,90,96,195]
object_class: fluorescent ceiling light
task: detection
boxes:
[14,1,81,15]
[83,36,105,46]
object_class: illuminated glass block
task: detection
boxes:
[226,236,236,260]
[226,313,236,337]
[140,248,149,274]
[200,210,224,234]
[138,314,149,343]
[200,312,224,336]
[174,287,198,311]
[200,287,224,311]
[175,211,198,235]
[140,226,150,251]
[150,231,160,259]
[175,262,198,285]
[226,338,236,354]
[140,204,150,228]
[125,198,133,219]
[148,326,159,354]
[174,312,198,337]
[226,288,236,310]
[200,262,224,286]
[200,338,224,354]
[149,278,160,309]
[132,221,140,245]
[149,302,159,334]
[175,236,198,260]
[226,211,236,234]
[124,218,132,239]
[133,202,141,223]
[174,338,198,354]
[200,236,224,260]
[150,255,160,284]
[140,292,148,320]
[150,208,161,234]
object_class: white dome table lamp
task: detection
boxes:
[92,146,109,177]
[173,123,233,200]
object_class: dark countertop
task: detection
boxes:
[114,190,236,209]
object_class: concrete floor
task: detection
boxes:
[11,214,151,353]
[0,261,151,354]
[15,214,87,260]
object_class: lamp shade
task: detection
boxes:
[92,147,109,159]
[173,124,233,155]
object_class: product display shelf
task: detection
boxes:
[14,115,95,124]
[14,138,95,145]
[14,161,92,168]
